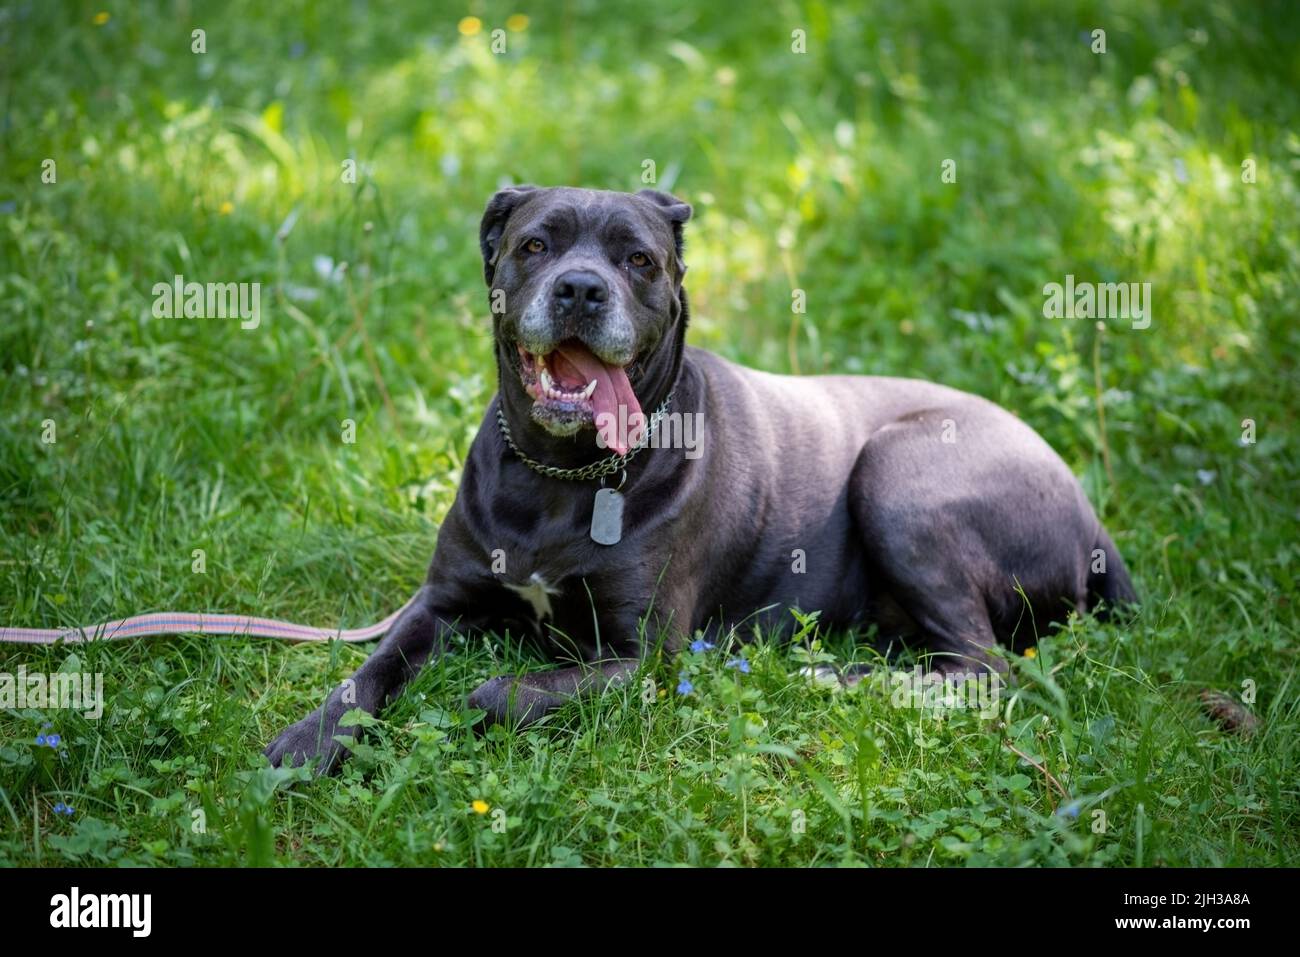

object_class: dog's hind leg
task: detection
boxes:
[1087,526,1138,618]
[847,441,1007,680]
[883,584,1005,678]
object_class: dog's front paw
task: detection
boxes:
[263,707,359,775]
[467,675,514,729]
[467,674,557,731]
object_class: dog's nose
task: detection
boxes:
[553,270,608,315]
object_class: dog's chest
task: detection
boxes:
[503,571,561,622]
[494,559,621,655]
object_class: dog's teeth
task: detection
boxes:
[534,365,598,404]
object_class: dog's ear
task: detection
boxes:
[637,188,693,266]
[479,185,538,285]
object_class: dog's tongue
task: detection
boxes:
[555,342,641,454]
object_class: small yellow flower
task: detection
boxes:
[458,16,482,37]
[218,200,234,215]
[506,14,529,32]
[1024,647,1038,659]
[471,799,489,814]
[657,688,666,698]
[93,11,110,25]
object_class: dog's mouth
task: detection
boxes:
[514,339,643,453]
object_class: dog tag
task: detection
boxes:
[590,487,625,545]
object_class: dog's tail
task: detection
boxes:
[1086,526,1138,619]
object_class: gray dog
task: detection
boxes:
[265,185,1136,772]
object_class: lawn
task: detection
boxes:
[1,0,1297,866]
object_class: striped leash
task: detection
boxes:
[0,599,415,646]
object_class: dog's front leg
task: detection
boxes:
[264,584,457,773]
[468,657,641,729]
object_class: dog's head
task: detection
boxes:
[480,186,692,453]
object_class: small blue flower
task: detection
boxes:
[676,673,694,695]
[35,735,46,746]
[726,658,751,674]
[64,804,74,816]
[46,734,61,747]
[1056,800,1082,820]
[53,802,64,813]
[689,638,714,654]
[42,722,52,730]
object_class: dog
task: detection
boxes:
[265,185,1136,772]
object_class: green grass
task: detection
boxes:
[1,0,1297,866]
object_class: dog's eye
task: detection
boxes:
[524,238,546,254]
[629,252,650,267]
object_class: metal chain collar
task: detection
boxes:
[496,391,675,481]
